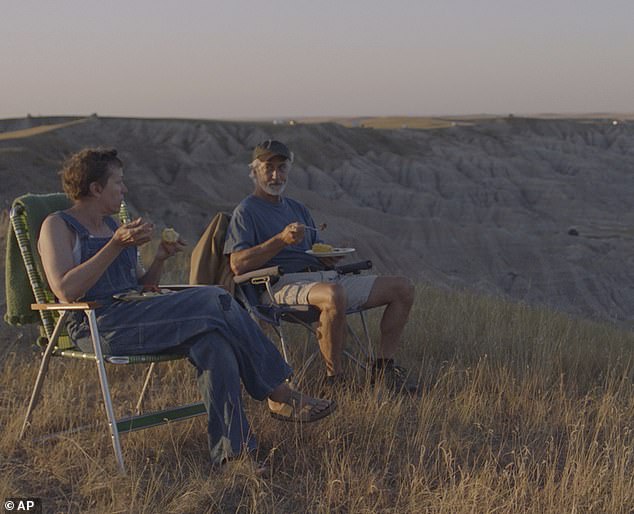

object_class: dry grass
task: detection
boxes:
[0,118,88,141]
[296,116,463,130]
[2,260,634,512]
[349,117,459,130]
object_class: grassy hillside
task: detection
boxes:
[1,249,633,513]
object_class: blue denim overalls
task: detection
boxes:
[58,211,292,464]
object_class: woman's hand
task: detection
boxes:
[113,218,154,248]
[155,237,186,262]
[137,232,186,287]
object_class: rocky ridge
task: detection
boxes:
[1,116,633,325]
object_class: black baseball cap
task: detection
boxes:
[252,140,292,162]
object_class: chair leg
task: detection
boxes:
[294,348,320,385]
[359,311,373,359]
[135,363,156,415]
[343,315,368,369]
[272,325,290,363]
[289,326,319,386]
[19,311,71,440]
[87,310,126,474]
[277,319,321,385]
[342,348,368,369]
[273,311,375,383]
[345,311,374,364]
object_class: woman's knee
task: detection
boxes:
[189,286,236,317]
[188,337,238,375]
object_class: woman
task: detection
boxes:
[38,147,335,468]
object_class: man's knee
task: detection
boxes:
[367,275,415,309]
[323,283,347,312]
[396,277,415,307]
[310,283,347,313]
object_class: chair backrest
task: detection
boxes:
[6,193,131,347]
[189,211,234,293]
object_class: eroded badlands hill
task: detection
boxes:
[2,116,633,324]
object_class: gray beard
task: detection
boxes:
[261,182,287,196]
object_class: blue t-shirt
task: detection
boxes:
[224,195,324,273]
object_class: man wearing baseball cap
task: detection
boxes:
[224,139,417,394]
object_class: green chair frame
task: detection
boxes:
[10,193,205,473]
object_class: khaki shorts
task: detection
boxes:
[268,270,377,311]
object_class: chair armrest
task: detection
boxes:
[31,302,100,311]
[335,260,373,275]
[234,266,284,285]
[159,284,214,291]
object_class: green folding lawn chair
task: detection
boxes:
[6,193,205,473]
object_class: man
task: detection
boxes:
[224,139,417,393]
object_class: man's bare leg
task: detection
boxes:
[307,282,348,375]
[362,276,415,359]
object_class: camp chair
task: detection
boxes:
[234,261,373,383]
[233,262,375,385]
[190,211,376,384]
[6,193,205,473]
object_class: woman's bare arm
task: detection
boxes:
[38,215,153,302]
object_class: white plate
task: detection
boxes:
[305,247,356,258]
[113,289,174,301]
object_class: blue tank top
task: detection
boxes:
[57,211,139,301]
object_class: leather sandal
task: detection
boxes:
[268,391,336,423]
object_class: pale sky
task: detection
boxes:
[2,0,632,119]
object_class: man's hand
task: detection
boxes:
[113,218,154,248]
[280,222,305,245]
